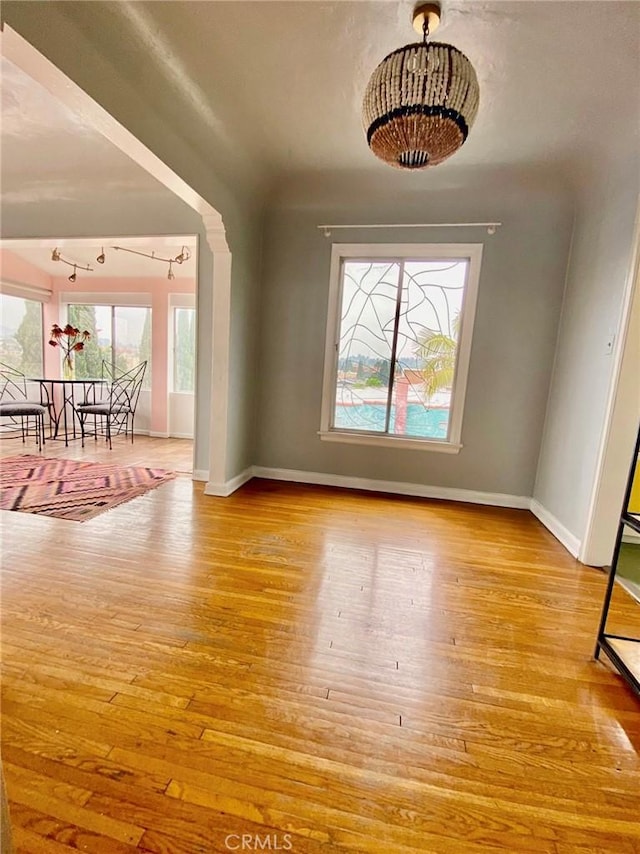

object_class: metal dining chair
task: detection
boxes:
[76,361,147,449]
[0,364,47,452]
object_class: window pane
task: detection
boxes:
[0,294,43,376]
[173,308,195,393]
[67,304,112,378]
[322,244,481,449]
[391,260,468,439]
[332,261,400,433]
[114,307,151,389]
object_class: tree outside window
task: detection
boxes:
[173,307,195,393]
[0,294,43,376]
[67,304,108,377]
[68,304,151,388]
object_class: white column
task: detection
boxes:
[203,211,233,493]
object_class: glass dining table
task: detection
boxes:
[29,377,106,446]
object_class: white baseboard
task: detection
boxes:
[204,466,253,497]
[196,466,585,564]
[622,530,640,544]
[529,499,581,557]
[149,431,170,439]
[251,466,530,509]
[192,469,209,483]
[169,432,194,440]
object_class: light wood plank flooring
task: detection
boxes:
[0,434,194,473]
[1,466,639,852]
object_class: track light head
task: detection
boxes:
[110,243,193,274]
[51,249,93,275]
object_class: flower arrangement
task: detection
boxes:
[49,323,91,379]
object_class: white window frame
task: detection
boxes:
[170,294,196,394]
[319,243,483,453]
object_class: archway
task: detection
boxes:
[1,25,231,492]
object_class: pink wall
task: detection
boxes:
[0,249,52,290]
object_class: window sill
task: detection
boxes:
[318,430,463,454]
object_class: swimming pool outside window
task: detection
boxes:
[319,244,483,453]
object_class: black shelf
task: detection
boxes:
[622,511,640,536]
[594,423,640,697]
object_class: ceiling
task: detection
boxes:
[1,57,197,278]
[1,0,639,225]
[0,57,171,207]
[91,0,640,182]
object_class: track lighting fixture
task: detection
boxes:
[50,243,193,281]
[51,248,93,282]
[111,245,191,279]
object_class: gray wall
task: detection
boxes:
[225,213,263,480]
[534,152,640,546]
[257,174,573,496]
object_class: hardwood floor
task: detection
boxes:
[0,434,194,473]
[1,468,639,852]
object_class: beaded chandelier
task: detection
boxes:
[362,3,479,169]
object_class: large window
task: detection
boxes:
[173,307,196,393]
[0,293,43,376]
[68,304,151,389]
[320,244,482,452]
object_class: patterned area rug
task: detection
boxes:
[0,455,176,522]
